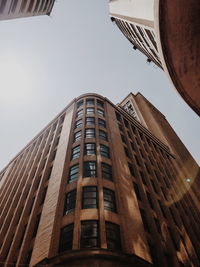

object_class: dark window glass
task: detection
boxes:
[98,118,106,128]
[68,164,79,183]
[100,145,110,158]
[140,171,147,185]
[85,128,95,138]
[82,186,98,209]
[77,100,83,109]
[97,99,104,108]
[103,188,117,212]
[124,119,129,128]
[71,145,80,159]
[124,147,131,158]
[59,224,74,252]
[86,99,94,105]
[115,112,121,122]
[133,182,141,201]
[97,109,104,117]
[81,221,99,248]
[127,131,131,138]
[147,192,154,209]
[75,119,82,129]
[102,163,112,181]
[118,124,123,132]
[85,143,96,155]
[135,155,140,166]
[140,209,150,232]
[86,108,95,114]
[32,214,41,238]
[64,190,76,214]
[121,134,126,143]
[74,131,82,142]
[86,117,95,125]
[155,218,161,234]
[106,222,121,250]
[83,162,96,177]
[128,163,135,177]
[76,109,83,117]
[99,130,107,141]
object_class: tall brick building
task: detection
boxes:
[0,93,199,266]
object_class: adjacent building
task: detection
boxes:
[109,0,200,116]
[0,0,55,20]
[0,93,199,266]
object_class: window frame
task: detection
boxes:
[85,128,95,139]
[82,186,98,209]
[101,163,113,181]
[85,143,96,156]
[100,144,110,158]
[64,190,76,214]
[80,220,99,248]
[59,224,74,252]
[103,188,117,212]
[83,161,96,178]
[68,164,79,183]
[71,145,80,159]
[105,222,121,250]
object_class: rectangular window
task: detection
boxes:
[86,108,95,114]
[115,112,121,122]
[83,161,96,177]
[85,143,96,155]
[86,99,94,105]
[147,192,154,209]
[99,130,107,141]
[64,190,76,214]
[85,128,95,138]
[133,182,141,201]
[128,163,135,177]
[121,134,126,143]
[140,209,150,233]
[81,221,99,248]
[59,224,74,252]
[100,145,110,158]
[86,117,95,125]
[97,109,104,117]
[103,188,117,212]
[82,186,98,209]
[124,147,131,158]
[98,118,106,128]
[76,109,83,118]
[97,99,104,108]
[77,100,83,109]
[74,131,82,142]
[140,171,147,185]
[101,163,112,181]
[71,145,80,159]
[68,164,79,183]
[75,119,82,129]
[105,222,121,250]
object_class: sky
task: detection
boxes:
[0,0,199,170]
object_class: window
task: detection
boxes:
[83,162,96,177]
[64,190,76,214]
[101,163,112,181]
[75,119,82,129]
[85,128,95,138]
[97,99,104,108]
[121,134,126,143]
[133,182,141,201]
[124,119,129,128]
[97,109,104,117]
[98,118,106,128]
[74,131,82,142]
[68,164,79,183]
[82,187,98,209]
[140,171,147,185]
[76,109,83,118]
[147,192,154,209]
[100,145,110,158]
[140,209,150,233]
[129,163,135,177]
[59,224,74,252]
[115,112,121,122]
[105,222,121,250]
[86,117,95,125]
[80,221,99,248]
[85,143,96,155]
[124,147,131,158]
[86,99,94,105]
[99,130,107,141]
[86,108,95,114]
[103,188,117,212]
[71,145,80,159]
[77,100,83,109]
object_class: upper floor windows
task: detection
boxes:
[83,161,96,178]
[64,190,76,214]
[71,145,80,160]
[76,109,83,118]
[105,222,121,250]
[98,118,106,128]
[99,130,107,141]
[85,128,95,139]
[82,186,98,209]
[68,164,79,183]
[77,100,83,109]
[85,143,96,156]
[97,109,104,117]
[80,221,99,248]
[86,117,95,126]
[100,145,110,158]
[101,163,113,181]
[86,99,94,105]
[75,119,82,129]
[97,99,104,108]
[115,111,121,122]
[103,188,117,212]
[59,224,74,252]
[74,131,82,142]
[86,108,95,114]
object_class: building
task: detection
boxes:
[0,0,55,20]
[109,0,200,116]
[0,93,199,267]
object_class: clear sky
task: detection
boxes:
[0,0,199,170]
